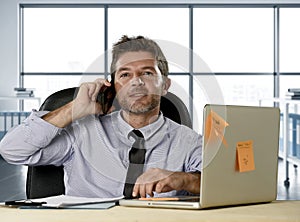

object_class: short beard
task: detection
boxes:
[119,95,160,114]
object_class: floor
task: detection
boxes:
[277,159,300,200]
[0,156,27,202]
[0,156,299,202]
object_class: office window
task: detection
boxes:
[20,5,297,118]
[23,7,104,73]
[214,75,273,105]
[193,8,273,73]
[279,8,300,99]
[280,8,300,72]
[22,7,105,109]
[108,8,189,73]
[193,75,273,133]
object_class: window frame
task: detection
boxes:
[19,3,300,128]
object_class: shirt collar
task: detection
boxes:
[116,110,165,141]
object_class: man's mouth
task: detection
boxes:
[129,89,148,98]
[129,92,147,98]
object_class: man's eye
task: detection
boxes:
[120,73,129,78]
[144,72,154,76]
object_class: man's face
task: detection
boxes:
[114,51,170,114]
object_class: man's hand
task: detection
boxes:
[42,78,111,128]
[132,168,200,198]
[72,78,111,119]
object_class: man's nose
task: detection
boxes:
[131,74,145,86]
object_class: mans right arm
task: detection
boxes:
[0,111,72,165]
[0,78,111,165]
[42,78,111,128]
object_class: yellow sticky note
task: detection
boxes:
[236,140,255,172]
[205,110,229,147]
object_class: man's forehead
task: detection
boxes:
[116,51,156,68]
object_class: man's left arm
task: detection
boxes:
[132,130,202,198]
[154,170,201,195]
[132,168,200,198]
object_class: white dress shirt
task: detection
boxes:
[0,110,202,198]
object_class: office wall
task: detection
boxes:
[1,0,300,110]
[0,0,19,110]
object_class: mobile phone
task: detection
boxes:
[5,200,46,207]
[96,80,116,114]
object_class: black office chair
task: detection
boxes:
[26,87,192,199]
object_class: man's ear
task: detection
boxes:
[162,77,171,96]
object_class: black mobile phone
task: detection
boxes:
[96,80,116,115]
[5,200,46,207]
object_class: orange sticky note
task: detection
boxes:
[236,140,255,172]
[205,110,229,147]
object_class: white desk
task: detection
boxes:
[0,201,299,222]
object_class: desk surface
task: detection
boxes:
[1,201,299,222]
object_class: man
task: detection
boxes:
[0,35,202,199]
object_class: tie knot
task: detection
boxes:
[129,130,145,150]
[131,130,144,139]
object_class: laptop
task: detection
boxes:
[119,104,280,209]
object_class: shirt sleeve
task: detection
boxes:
[185,133,203,173]
[0,110,74,166]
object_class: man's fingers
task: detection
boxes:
[92,79,110,101]
[133,183,147,198]
[132,169,184,198]
[79,78,110,102]
[156,182,173,193]
[145,183,155,197]
[139,184,147,198]
[132,183,139,198]
[92,82,101,102]
[133,183,155,198]
[133,176,157,198]
[155,178,171,193]
[155,173,185,194]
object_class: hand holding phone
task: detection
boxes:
[97,83,116,115]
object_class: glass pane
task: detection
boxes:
[216,75,274,105]
[168,75,190,112]
[280,8,300,72]
[193,8,273,72]
[194,75,274,133]
[23,75,103,111]
[23,8,104,72]
[107,8,189,73]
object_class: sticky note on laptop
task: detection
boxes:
[236,140,255,172]
[205,110,229,147]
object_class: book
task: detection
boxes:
[291,95,300,100]
[38,195,122,208]
[14,87,35,97]
[16,92,35,97]
[14,87,35,92]
[286,88,300,100]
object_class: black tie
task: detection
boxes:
[123,130,146,199]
